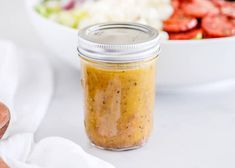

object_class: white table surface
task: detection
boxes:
[1,1,235,168]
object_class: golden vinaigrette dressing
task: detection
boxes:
[81,59,156,149]
[78,23,160,150]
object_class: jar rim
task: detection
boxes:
[77,22,160,63]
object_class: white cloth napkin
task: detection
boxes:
[0,40,115,168]
[0,134,114,168]
[0,40,53,138]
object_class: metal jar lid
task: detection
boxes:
[78,22,160,63]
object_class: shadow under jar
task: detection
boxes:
[78,23,160,151]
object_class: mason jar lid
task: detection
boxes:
[78,22,160,63]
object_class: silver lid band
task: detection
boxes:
[78,22,161,63]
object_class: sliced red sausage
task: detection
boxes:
[163,10,198,32]
[221,2,235,19]
[172,0,180,9]
[182,0,219,18]
[202,14,235,38]
[211,0,226,7]
[169,28,203,40]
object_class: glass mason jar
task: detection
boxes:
[78,23,160,151]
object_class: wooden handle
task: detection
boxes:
[0,102,10,139]
[0,159,9,168]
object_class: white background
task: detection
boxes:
[1,1,235,168]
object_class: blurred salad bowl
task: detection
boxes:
[26,0,235,87]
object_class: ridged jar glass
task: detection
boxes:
[78,23,160,151]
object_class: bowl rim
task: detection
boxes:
[26,0,235,45]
